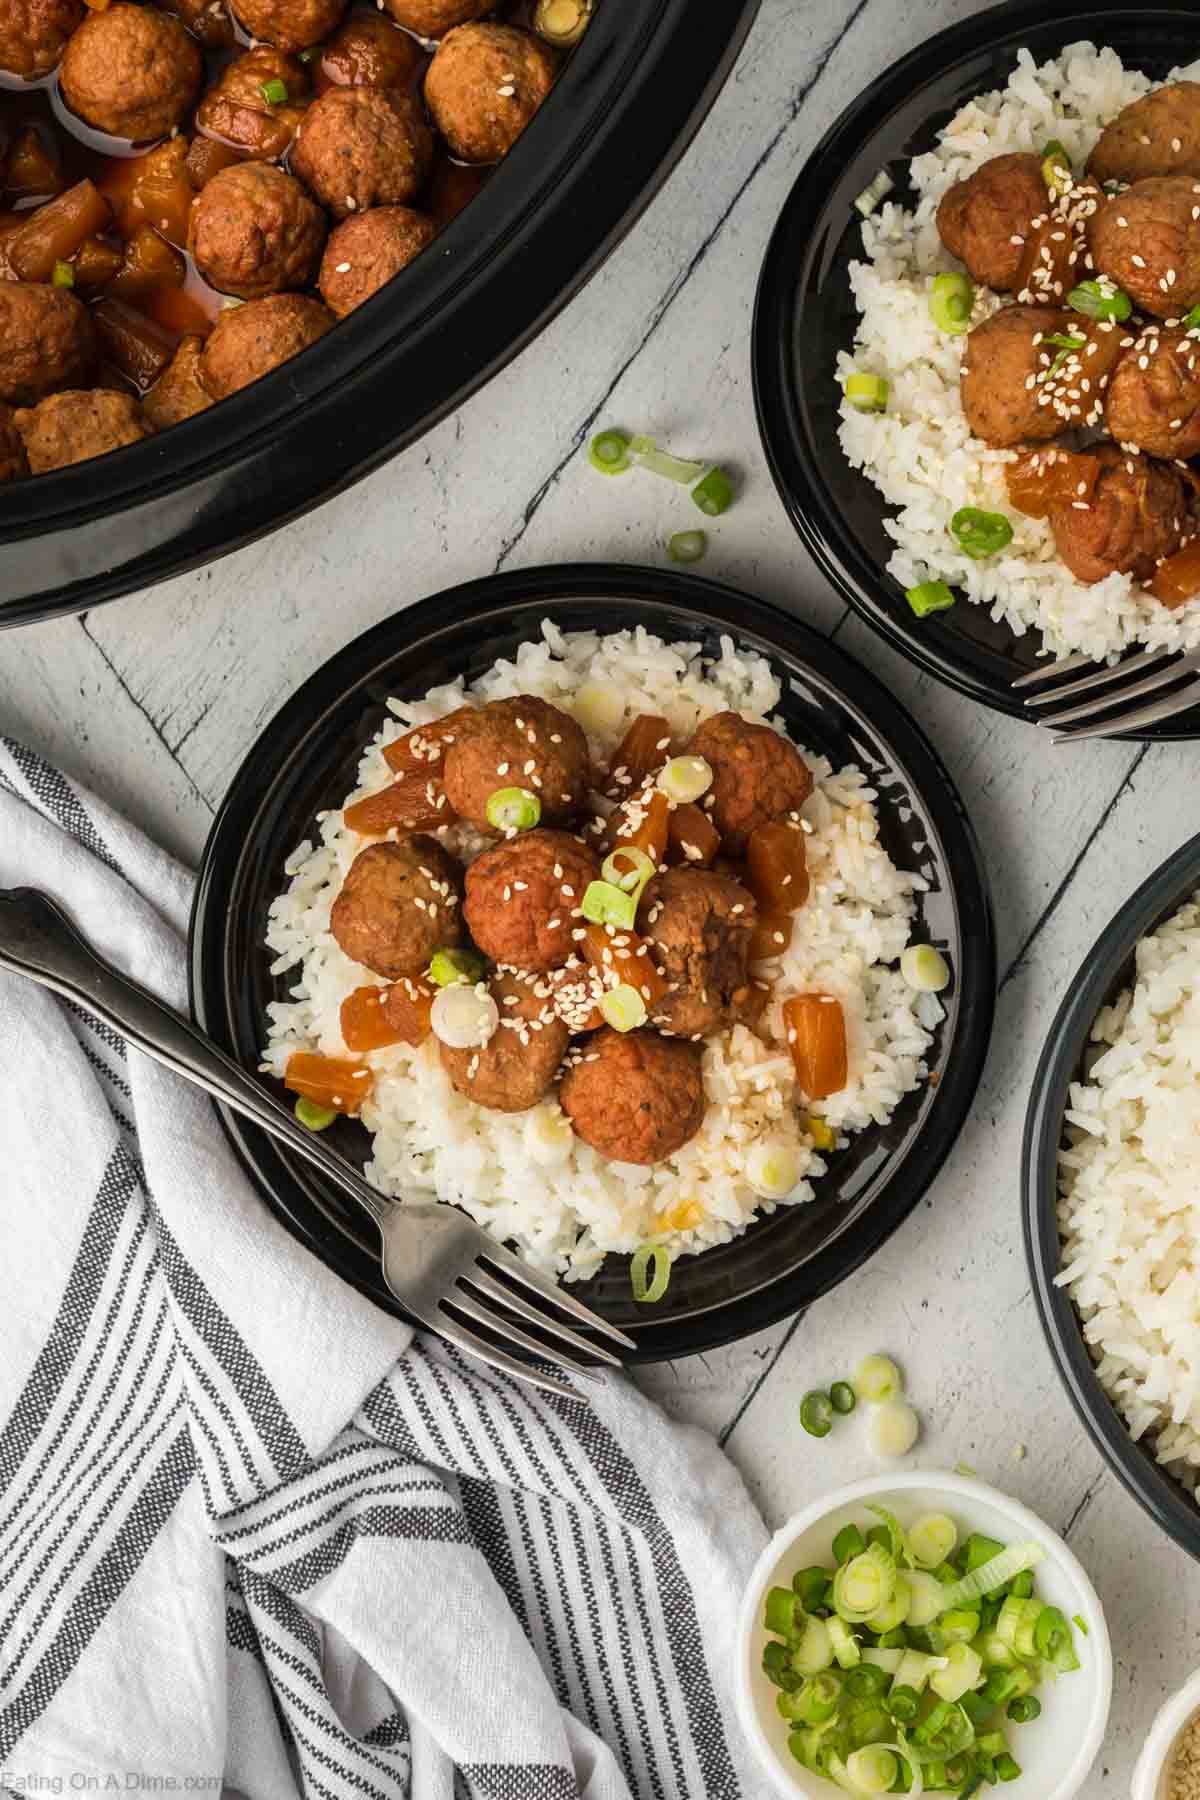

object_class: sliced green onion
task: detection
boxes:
[913,1699,974,1759]
[259,76,288,103]
[829,1617,861,1669]
[1007,1695,1041,1723]
[950,506,1014,561]
[630,1243,671,1303]
[834,1524,867,1565]
[297,44,317,60]
[854,169,895,217]
[800,1390,835,1438]
[795,1670,843,1725]
[887,1684,921,1724]
[794,1566,830,1610]
[601,845,655,895]
[1033,1606,1079,1672]
[599,983,647,1033]
[691,466,735,516]
[833,1544,897,1622]
[938,1609,980,1645]
[844,371,890,413]
[867,1399,919,1459]
[953,1461,977,1479]
[847,1664,894,1703]
[667,529,708,564]
[904,1572,947,1629]
[1040,137,1071,192]
[657,753,713,803]
[295,1096,337,1130]
[1010,1570,1034,1600]
[934,1542,1045,1614]
[855,1354,903,1403]
[905,579,956,617]
[1184,304,1200,331]
[589,429,632,475]
[763,1639,801,1690]
[793,1615,835,1675]
[50,258,74,289]
[909,1513,957,1569]
[628,435,707,484]
[928,271,975,334]
[1067,278,1132,322]
[747,1140,804,1200]
[963,1532,1006,1573]
[830,1380,857,1415]
[765,1585,802,1637]
[846,1746,899,1794]
[1073,1613,1089,1636]
[893,1649,949,1694]
[872,1627,908,1651]
[866,1576,910,1635]
[929,1642,982,1704]
[428,947,485,988]
[581,879,637,930]
[996,1754,1021,1783]
[485,785,541,832]
[533,0,592,47]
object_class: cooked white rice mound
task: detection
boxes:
[1057,894,1200,1496]
[263,623,935,1281]
[839,42,1200,663]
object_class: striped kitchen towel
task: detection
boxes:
[0,739,773,1800]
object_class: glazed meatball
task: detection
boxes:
[142,336,212,431]
[316,12,423,92]
[381,0,489,35]
[60,4,202,142]
[641,868,757,1040]
[0,0,82,78]
[439,970,568,1112]
[0,283,95,407]
[424,23,556,165]
[442,696,590,828]
[195,48,310,164]
[685,712,812,855]
[936,152,1049,293]
[330,838,463,980]
[232,0,345,53]
[160,0,234,50]
[198,293,334,400]
[959,303,1075,448]
[14,389,148,473]
[189,163,326,300]
[1088,82,1200,186]
[560,1029,706,1166]
[318,207,436,317]
[1089,175,1200,318]
[463,828,599,973]
[1106,324,1200,459]
[0,403,28,482]
[291,87,432,222]
[1048,445,1197,585]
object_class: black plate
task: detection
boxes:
[1024,833,1200,1560]
[0,0,759,628]
[189,565,995,1361]
[753,0,1200,739]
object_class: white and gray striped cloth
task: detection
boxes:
[0,740,773,1799]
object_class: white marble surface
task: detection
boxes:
[3,0,1199,1788]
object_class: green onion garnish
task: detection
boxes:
[691,466,734,517]
[833,1523,866,1564]
[630,1242,670,1303]
[588,428,632,475]
[793,1566,830,1610]
[794,1671,842,1724]
[1007,1695,1041,1723]
[929,270,975,334]
[845,1747,898,1794]
[601,845,655,896]
[855,1353,902,1403]
[800,1390,834,1438]
[830,1380,856,1415]
[629,435,707,484]
[428,947,485,988]
[950,506,1014,561]
[667,529,708,564]
[1040,137,1071,192]
[1073,1613,1089,1636]
[909,1512,957,1568]
[599,983,647,1033]
[297,45,318,60]
[581,879,637,930]
[844,371,890,413]
[1068,278,1132,322]
[996,1753,1022,1783]
[887,1684,921,1723]
[844,1662,890,1700]
[854,169,894,217]
[259,76,288,104]
[295,1097,337,1130]
[1184,305,1200,331]
[484,785,540,832]
[764,1585,801,1635]
[906,579,956,617]
[51,258,75,289]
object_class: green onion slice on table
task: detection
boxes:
[799,1391,834,1438]
[667,529,708,564]
[691,466,735,516]
[628,435,707,484]
[589,429,632,474]
[830,1380,857,1415]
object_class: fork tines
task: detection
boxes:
[1013,646,1200,740]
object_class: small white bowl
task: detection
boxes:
[734,1471,1112,1800]
[1132,1670,1200,1800]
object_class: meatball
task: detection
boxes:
[231,0,345,53]
[1089,175,1200,318]
[424,23,556,165]
[439,970,568,1113]
[0,403,28,482]
[381,0,489,35]
[198,293,334,400]
[685,712,812,855]
[142,335,212,431]
[1106,324,1200,459]
[14,389,148,473]
[442,696,590,829]
[189,163,326,301]
[641,868,756,1039]
[195,48,310,164]
[936,152,1049,292]
[1089,82,1200,186]
[291,87,432,221]
[0,0,82,78]
[1048,445,1197,585]
[318,206,436,317]
[959,303,1075,448]
[330,837,463,980]
[0,283,95,407]
[560,1029,705,1166]
[463,828,599,973]
[317,12,423,92]
[59,4,202,142]
[160,0,234,50]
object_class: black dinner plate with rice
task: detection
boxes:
[753,0,1200,738]
[1024,830,1200,1561]
[189,564,995,1360]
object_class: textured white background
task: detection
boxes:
[3,0,1199,1788]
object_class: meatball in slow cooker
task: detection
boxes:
[960,303,1076,448]
[560,1028,706,1166]
[641,867,757,1039]
[14,389,148,473]
[1088,82,1200,186]
[142,336,212,431]
[439,970,569,1113]
[1089,174,1200,318]
[0,0,82,79]
[936,152,1049,293]
[463,828,599,973]
[1048,444,1198,585]
[424,23,556,165]
[442,695,590,829]
[318,206,436,316]
[0,283,95,407]
[291,86,432,221]
[1106,325,1200,460]
[330,837,463,980]
[195,47,310,164]
[189,162,327,301]
[232,0,346,54]
[685,712,813,854]
[59,4,202,142]
[0,404,29,482]
[316,11,423,92]
[198,293,334,400]
[382,0,490,36]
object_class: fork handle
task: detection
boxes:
[0,887,390,1227]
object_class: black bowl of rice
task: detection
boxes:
[754,0,1200,733]
[1024,829,1200,1560]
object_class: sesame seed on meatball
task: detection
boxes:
[685,712,813,854]
[439,969,568,1112]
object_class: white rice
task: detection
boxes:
[1057,893,1200,1496]
[839,42,1200,663]
[263,622,936,1281]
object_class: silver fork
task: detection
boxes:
[0,888,634,1400]
[1012,646,1200,740]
